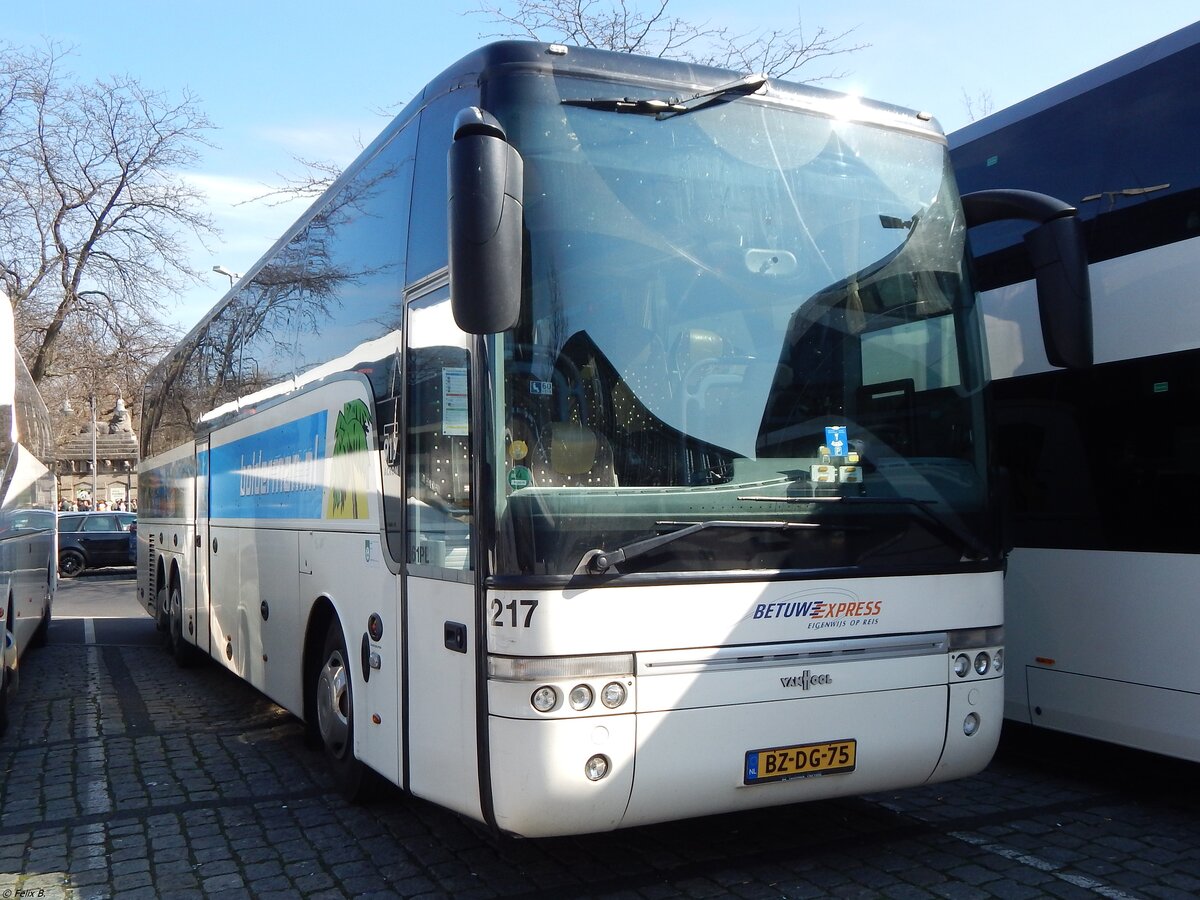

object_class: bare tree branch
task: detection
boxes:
[0,40,215,401]
[239,156,346,208]
[246,2,868,281]
[465,0,867,80]
[962,88,995,123]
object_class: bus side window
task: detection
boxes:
[405,298,472,575]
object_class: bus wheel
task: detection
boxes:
[155,583,169,633]
[0,656,8,735]
[315,621,365,800]
[31,568,52,649]
[1,601,15,735]
[31,601,50,649]
[168,582,197,668]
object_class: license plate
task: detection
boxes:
[744,739,856,785]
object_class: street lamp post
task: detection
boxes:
[213,265,241,288]
[90,394,97,504]
[61,393,98,506]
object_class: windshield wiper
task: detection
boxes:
[575,518,818,576]
[562,74,768,120]
[740,494,989,560]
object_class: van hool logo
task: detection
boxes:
[751,588,883,631]
[780,669,833,690]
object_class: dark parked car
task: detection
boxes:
[57,511,136,577]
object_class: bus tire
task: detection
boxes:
[155,584,172,653]
[168,581,198,668]
[31,568,52,649]
[31,601,50,649]
[155,581,170,634]
[315,620,365,800]
[0,658,8,736]
[1,600,15,735]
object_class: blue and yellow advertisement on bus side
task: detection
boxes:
[209,400,372,520]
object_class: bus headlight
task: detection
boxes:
[568,684,593,711]
[584,754,610,781]
[993,649,1004,673]
[601,681,627,709]
[531,686,557,712]
[974,652,991,676]
[953,654,971,678]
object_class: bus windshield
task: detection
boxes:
[489,74,992,578]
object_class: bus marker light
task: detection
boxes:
[531,686,557,712]
[963,713,981,736]
[371,714,382,725]
[584,755,610,781]
[569,684,593,710]
[1035,657,1056,666]
[601,681,627,709]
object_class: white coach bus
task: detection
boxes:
[950,22,1200,760]
[0,295,57,733]
[139,42,1089,836]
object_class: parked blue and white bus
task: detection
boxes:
[139,41,1088,836]
[0,294,57,734]
[951,21,1200,760]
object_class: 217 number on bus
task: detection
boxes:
[491,598,538,627]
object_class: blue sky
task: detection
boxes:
[7,1,1198,330]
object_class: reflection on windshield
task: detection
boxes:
[490,75,992,578]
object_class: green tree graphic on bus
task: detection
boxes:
[326,399,372,519]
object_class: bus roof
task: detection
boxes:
[425,40,936,133]
[165,40,945,358]
[950,20,1200,148]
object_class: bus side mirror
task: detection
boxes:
[962,189,1093,370]
[1023,215,1092,370]
[448,107,524,335]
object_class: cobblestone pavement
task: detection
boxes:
[2,581,1199,898]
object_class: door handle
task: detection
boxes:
[443,621,467,654]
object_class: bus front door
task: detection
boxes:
[402,292,482,822]
[194,439,211,658]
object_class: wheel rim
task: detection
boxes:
[316,649,351,758]
[60,554,82,576]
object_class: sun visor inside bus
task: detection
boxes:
[449,107,524,335]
